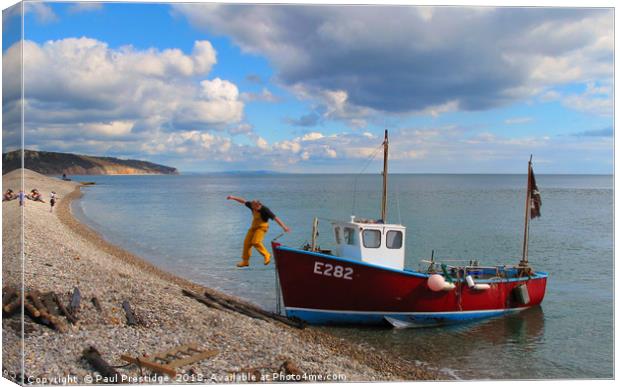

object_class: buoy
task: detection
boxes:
[466,275,490,291]
[428,274,454,292]
[465,275,475,288]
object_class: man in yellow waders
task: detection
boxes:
[227,195,290,267]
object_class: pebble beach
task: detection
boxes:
[2,169,439,384]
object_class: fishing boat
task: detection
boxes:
[272,131,547,328]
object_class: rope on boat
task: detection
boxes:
[351,143,385,217]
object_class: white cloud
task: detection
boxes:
[301,132,324,141]
[67,3,104,14]
[25,2,58,24]
[81,121,135,137]
[7,37,244,155]
[174,5,612,119]
[256,137,269,150]
[540,82,612,116]
[241,88,279,103]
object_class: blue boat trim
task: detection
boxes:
[275,245,548,282]
[285,306,529,326]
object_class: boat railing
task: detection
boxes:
[419,259,523,272]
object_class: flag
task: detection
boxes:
[529,166,542,219]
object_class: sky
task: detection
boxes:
[1,2,614,173]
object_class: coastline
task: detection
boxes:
[2,169,440,383]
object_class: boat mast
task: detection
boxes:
[381,130,388,222]
[520,155,533,266]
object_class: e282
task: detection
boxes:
[313,261,353,280]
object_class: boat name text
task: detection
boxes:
[313,261,353,280]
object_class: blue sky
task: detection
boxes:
[2,2,614,173]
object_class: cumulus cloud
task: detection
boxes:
[67,3,104,14]
[4,37,244,155]
[174,5,612,118]
[538,82,612,116]
[241,88,279,103]
[25,2,58,24]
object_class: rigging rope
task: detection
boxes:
[350,143,385,217]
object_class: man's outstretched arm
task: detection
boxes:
[274,217,290,233]
[226,195,247,204]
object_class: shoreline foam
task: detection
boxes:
[2,169,440,383]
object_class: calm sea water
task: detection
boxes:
[70,174,613,379]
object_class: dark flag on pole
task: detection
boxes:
[529,166,542,219]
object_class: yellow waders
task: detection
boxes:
[239,210,270,266]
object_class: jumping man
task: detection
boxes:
[226,196,290,267]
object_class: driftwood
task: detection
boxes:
[279,360,301,376]
[54,293,78,324]
[37,309,67,333]
[41,292,61,317]
[121,343,218,378]
[3,291,21,315]
[122,301,138,326]
[202,292,269,322]
[28,291,50,325]
[23,300,41,318]
[91,297,102,313]
[82,346,121,383]
[28,290,47,314]
[203,289,305,329]
[69,287,81,315]
[2,288,70,332]
[183,288,304,329]
[181,289,226,311]
[3,286,17,306]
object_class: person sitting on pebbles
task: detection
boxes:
[3,189,17,201]
[27,189,46,203]
[226,195,290,267]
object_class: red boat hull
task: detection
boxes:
[273,244,547,327]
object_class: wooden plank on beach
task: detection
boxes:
[41,292,60,317]
[120,355,177,377]
[37,309,68,333]
[122,300,138,326]
[82,346,121,383]
[53,292,78,324]
[202,289,305,329]
[166,346,218,369]
[28,290,47,314]
[120,343,218,377]
[3,286,17,307]
[23,300,41,318]
[3,291,21,315]
[181,289,226,311]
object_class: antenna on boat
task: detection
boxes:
[381,130,388,222]
[520,154,541,268]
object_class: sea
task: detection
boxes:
[70,173,613,380]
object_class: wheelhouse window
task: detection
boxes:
[344,227,356,245]
[386,230,403,249]
[334,227,342,244]
[362,229,381,248]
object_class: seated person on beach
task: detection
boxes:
[226,195,290,267]
[3,189,17,201]
[27,189,46,203]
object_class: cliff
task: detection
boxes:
[2,150,179,176]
